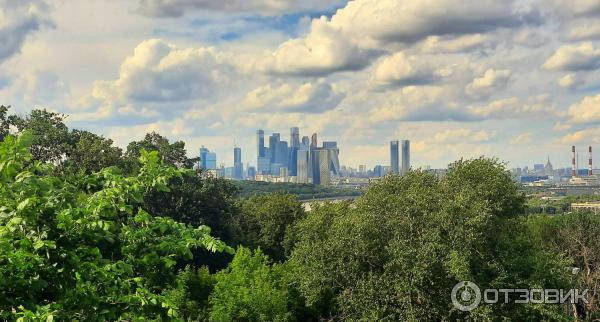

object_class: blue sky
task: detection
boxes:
[1,0,600,169]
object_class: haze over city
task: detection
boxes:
[2,0,600,169]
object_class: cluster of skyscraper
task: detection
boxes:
[390,140,411,175]
[257,128,340,185]
[198,146,217,170]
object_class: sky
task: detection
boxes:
[1,0,600,169]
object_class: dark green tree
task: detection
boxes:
[62,130,124,174]
[231,192,305,261]
[0,132,232,320]
[0,105,11,141]
[288,159,570,321]
[209,247,294,322]
[126,131,196,169]
[9,109,70,164]
[531,212,600,319]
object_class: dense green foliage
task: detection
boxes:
[287,159,570,321]
[0,132,231,320]
[209,247,294,321]
[231,193,305,261]
[1,107,600,321]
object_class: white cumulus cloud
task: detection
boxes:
[542,42,600,71]
[565,93,600,124]
[465,68,512,98]
[244,79,345,113]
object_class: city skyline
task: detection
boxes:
[199,128,600,172]
[2,1,600,169]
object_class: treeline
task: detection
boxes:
[234,181,363,200]
[526,194,600,215]
[0,106,599,321]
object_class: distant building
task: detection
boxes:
[401,140,410,175]
[257,130,265,157]
[199,146,217,170]
[374,164,392,177]
[544,156,553,174]
[254,128,340,185]
[315,149,331,185]
[390,141,400,174]
[359,165,366,174]
[301,136,310,149]
[234,147,243,180]
[247,166,256,179]
[277,140,288,165]
[269,133,280,163]
[533,163,545,173]
[290,127,300,148]
[323,141,340,175]
[311,133,318,149]
[297,149,310,183]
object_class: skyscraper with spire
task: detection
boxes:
[234,147,243,180]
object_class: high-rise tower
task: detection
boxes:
[234,147,243,180]
[257,130,265,157]
[269,133,280,163]
[290,127,300,148]
[401,140,410,175]
[390,140,399,174]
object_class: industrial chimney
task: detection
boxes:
[589,146,593,176]
[572,146,577,177]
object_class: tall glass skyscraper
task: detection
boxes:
[390,140,400,174]
[401,140,410,175]
[269,133,280,163]
[301,136,310,149]
[290,127,300,148]
[296,149,309,183]
[323,141,340,176]
[234,147,243,180]
[257,130,265,157]
[257,129,270,174]
[199,146,217,170]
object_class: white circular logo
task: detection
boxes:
[451,281,481,311]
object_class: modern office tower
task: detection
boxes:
[247,166,256,179]
[234,147,243,180]
[276,140,289,165]
[257,130,265,157]
[257,129,270,174]
[199,146,217,170]
[290,127,300,148]
[297,149,310,183]
[323,141,340,175]
[401,140,410,175]
[269,133,280,163]
[301,136,310,149]
[315,149,331,185]
[311,133,318,149]
[257,156,270,174]
[390,140,400,174]
[288,146,298,176]
[287,127,300,176]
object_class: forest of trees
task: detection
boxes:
[1,105,599,321]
